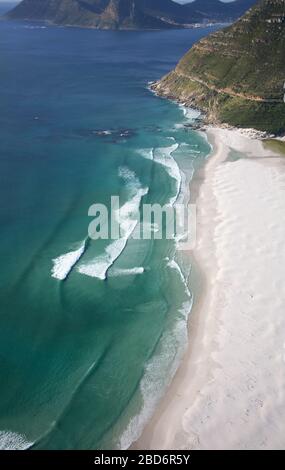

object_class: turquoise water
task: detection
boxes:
[0,10,216,449]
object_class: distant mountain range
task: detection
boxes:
[152,0,285,134]
[6,0,257,30]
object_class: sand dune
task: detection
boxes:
[134,128,285,450]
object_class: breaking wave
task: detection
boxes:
[51,239,87,281]
[0,431,33,450]
[78,167,148,280]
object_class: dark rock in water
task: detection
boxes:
[75,128,137,141]
[118,129,135,138]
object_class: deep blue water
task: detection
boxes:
[0,9,218,449]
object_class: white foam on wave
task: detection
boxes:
[119,317,190,450]
[109,267,145,277]
[78,237,131,280]
[78,168,148,280]
[94,129,112,136]
[154,142,181,206]
[179,104,201,122]
[0,431,33,450]
[138,148,154,161]
[52,239,87,281]
[119,258,192,450]
[118,166,136,181]
[119,274,192,450]
[167,259,191,298]
[180,142,201,156]
[174,123,184,130]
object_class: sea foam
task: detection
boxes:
[167,259,191,298]
[179,104,201,122]
[0,431,32,450]
[119,258,192,450]
[52,239,87,281]
[138,148,154,161]
[108,267,144,277]
[154,142,181,206]
[78,167,148,280]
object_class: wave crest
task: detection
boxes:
[51,240,87,281]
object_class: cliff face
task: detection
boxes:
[6,0,256,30]
[153,0,285,134]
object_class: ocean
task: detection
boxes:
[0,4,218,449]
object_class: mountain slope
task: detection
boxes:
[6,0,202,28]
[185,0,257,21]
[153,0,285,134]
[6,0,257,29]
[7,1,107,26]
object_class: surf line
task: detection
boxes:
[51,237,90,281]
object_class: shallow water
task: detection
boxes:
[0,12,217,449]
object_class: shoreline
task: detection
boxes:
[2,16,228,31]
[132,126,285,450]
[130,128,221,450]
[150,82,285,142]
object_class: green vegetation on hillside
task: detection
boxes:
[153,0,285,134]
[263,139,285,155]
[6,0,256,30]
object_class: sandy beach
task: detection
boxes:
[133,128,285,450]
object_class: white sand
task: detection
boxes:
[134,128,285,450]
